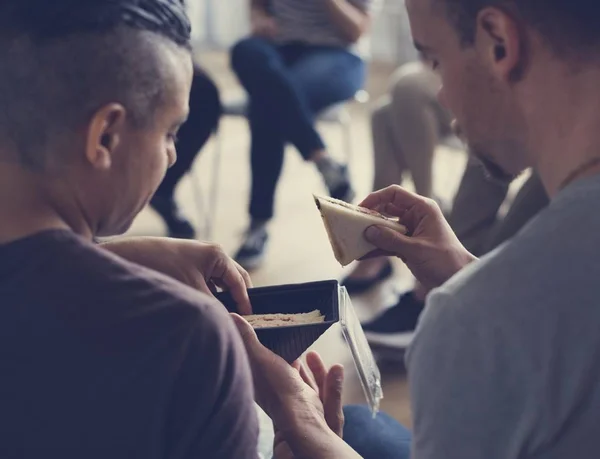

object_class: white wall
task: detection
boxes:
[188,0,249,48]
[370,1,418,65]
[188,0,416,64]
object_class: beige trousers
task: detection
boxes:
[371,62,452,197]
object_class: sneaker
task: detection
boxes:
[362,291,425,349]
[328,164,355,203]
[150,195,196,239]
[341,261,393,295]
[317,157,355,203]
[235,228,269,270]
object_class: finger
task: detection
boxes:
[364,225,416,258]
[359,185,422,212]
[372,202,409,219]
[230,313,261,356]
[323,364,345,438]
[305,352,327,395]
[296,360,319,393]
[215,260,253,315]
[235,262,254,289]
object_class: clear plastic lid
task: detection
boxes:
[338,286,383,416]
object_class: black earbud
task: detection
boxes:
[101,134,111,148]
[495,45,506,60]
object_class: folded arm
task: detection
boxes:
[323,0,372,43]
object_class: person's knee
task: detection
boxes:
[343,404,372,423]
[343,405,412,459]
[230,37,271,77]
[389,62,438,109]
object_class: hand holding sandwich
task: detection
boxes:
[361,185,477,293]
[231,314,363,459]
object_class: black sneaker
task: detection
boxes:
[362,291,425,349]
[341,261,394,295]
[328,164,355,203]
[150,195,196,239]
[235,228,269,270]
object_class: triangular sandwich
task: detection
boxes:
[314,195,407,266]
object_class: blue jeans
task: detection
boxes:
[231,37,366,220]
[343,405,412,459]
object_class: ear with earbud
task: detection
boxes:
[495,45,506,60]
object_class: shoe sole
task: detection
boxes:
[364,330,415,349]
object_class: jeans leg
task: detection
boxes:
[231,38,365,220]
[247,104,286,221]
[155,67,221,199]
[231,37,326,159]
[231,37,288,221]
[343,405,411,459]
[287,47,366,159]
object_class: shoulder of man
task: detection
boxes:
[50,232,235,336]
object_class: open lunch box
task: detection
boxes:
[215,280,383,414]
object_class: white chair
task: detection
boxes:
[189,89,369,240]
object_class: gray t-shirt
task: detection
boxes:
[407,174,600,459]
[271,0,377,49]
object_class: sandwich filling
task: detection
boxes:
[244,310,325,328]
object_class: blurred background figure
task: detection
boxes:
[230,0,376,270]
[150,67,221,239]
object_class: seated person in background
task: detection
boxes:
[362,162,548,349]
[150,67,221,239]
[232,0,600,457]
[0,1,258,457]
[231,0,375,269]
[343,61,455,292]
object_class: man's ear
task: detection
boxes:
[475,7,524,82]
[85,103,127,170]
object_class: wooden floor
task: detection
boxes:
[126,51,469,427]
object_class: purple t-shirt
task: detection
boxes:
[0,230,258,458]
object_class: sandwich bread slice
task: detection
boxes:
[314,195,407,266]
[244,310,325,329]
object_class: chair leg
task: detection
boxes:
[342,115,353,169]
[189,162,207,239]
[206,129,222,241]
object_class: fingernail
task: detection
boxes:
[365,226,380,240]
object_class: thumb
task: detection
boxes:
[365,225,415,258]
[230,313,261,355]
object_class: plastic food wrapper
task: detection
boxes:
[338,286,384,416]
[215,281,383,416]
[215,281,339,363]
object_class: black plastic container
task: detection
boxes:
[215,280,340,363]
